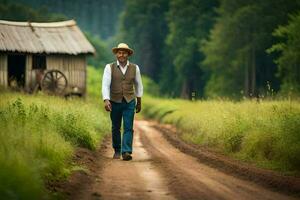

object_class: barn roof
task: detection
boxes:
[0,19,95,55]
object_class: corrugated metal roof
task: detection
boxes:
[0,19,95,55]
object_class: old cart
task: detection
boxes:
[33,69,82,97]
[40,69,68,95]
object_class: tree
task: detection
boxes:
[118,0,169,82]
[163,0,219,98]
[268,12,300,95]
[0,0,67,22]
[7,0,124,39]
[85,32,113,68]
[202,0,300,98]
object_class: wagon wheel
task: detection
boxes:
[41,70,68,95]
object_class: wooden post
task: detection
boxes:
[0,54,8,87]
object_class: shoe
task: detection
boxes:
[113,152,121,159]
[122,152,132,161]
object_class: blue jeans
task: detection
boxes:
[110,98,135,154]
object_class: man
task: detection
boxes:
[102,43,143,161]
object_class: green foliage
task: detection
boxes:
[117,0,300,99]
[142,96,300,174]
[4,0,124,39]
[202,0,300,99]
[268,12,300,96]
[85,33,113,68]
[142,76,160,97]
[162,0,218,98]
[55,112,98,150]
[87,66,103,98]
[0,92,110,199]
[0,0,67,22]
[119,0,169,81]
[2,0,300,99]
[0,153,45,199]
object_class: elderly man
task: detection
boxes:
[102,43,143,161]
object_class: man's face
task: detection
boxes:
[116,50,129,63]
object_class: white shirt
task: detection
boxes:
[102,60,143,101]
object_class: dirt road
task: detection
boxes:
[65,120,299,200]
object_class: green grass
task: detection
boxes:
[4,64,297,198]
[86,66,300,174]
[142,95,300,175]
[0,91,110,199]
[87,66,103,99]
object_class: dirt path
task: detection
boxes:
[64,120,299,200]
[94,125,175,200]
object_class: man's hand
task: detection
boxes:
[104,99,112,112]
[136,97,142,113]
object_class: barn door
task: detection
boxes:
[7,54,26,88]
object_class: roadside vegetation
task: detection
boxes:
[142,95,300,175]
[1,65,298,199]
[0,67,110,199]
[90,64,300,175]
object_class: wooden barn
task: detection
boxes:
[0,19,95,96]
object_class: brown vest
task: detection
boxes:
[110,62,136,103]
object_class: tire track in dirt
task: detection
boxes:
[63,120,299,200]
[93,125,175,200]
[136,120,299,200]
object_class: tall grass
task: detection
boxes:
[142,95,300,174]
[87,65,300,173]
[87,66,103,99]
[0,91,110,199]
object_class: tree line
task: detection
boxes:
[1,0,299,99]
[7,0,124,40]
[0,0,114,71]
[0,0,66,22]
[118,0,300,99]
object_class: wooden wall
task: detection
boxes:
[25,55,32,90]
[0,53,87,95]
[47,54,86,93]
[0,54,7,87]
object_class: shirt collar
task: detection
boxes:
[117,60,129,67]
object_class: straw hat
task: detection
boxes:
[112,43,134,56]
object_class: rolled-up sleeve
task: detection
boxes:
[102,64,111,100]
[134,65,143,97]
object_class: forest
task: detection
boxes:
[1,0,299,99]
[118,0,300,99]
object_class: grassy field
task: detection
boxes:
[0,84,110,199]
[141,95,300,175]
[1,65,299,199]
[88,66,300,174]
